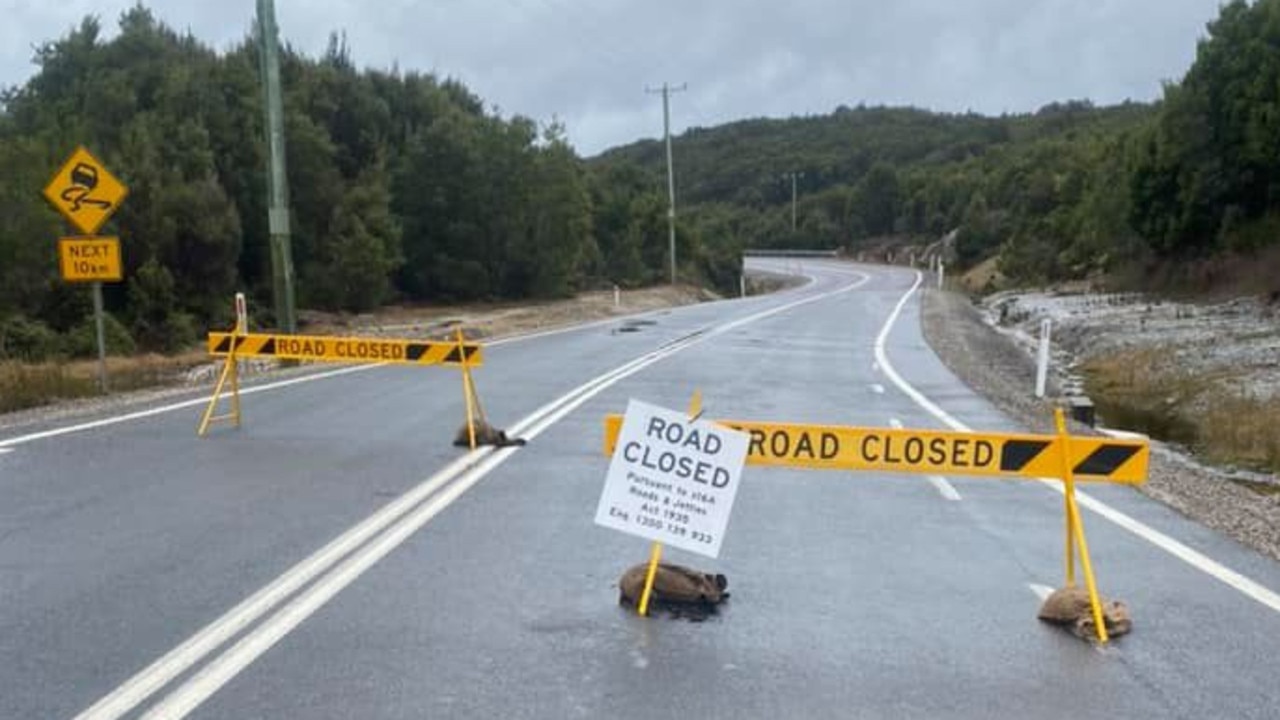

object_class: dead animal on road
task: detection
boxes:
[618,562,729,621]
[453,420,526,448]
[1037,585,1132,640]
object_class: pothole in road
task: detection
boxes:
[613,319,658,334]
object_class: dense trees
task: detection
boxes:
[6,0,1280,363]
[0,7,681,361]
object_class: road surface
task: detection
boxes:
[2,260,1278,719]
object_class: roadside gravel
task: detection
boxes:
[921,288,1280,564]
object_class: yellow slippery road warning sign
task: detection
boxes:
[43,146,129,235]
[604,417,1148,483]
[207,332,482,367]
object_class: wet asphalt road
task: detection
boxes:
[2,260,1279,719]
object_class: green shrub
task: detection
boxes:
[65,312,137,358]
[0,315,63,361]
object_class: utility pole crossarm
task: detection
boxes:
[646,82,687,285]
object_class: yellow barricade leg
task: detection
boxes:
[637,541,664,617]
[198,322,244,437]
[456,328,481,450]
[197,354,240,436]
[1055,408,1108,643]
[637,391,703,618]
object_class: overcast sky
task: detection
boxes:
[1,0,1226,154]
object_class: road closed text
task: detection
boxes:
[619,415,733,488]
[595,399,750,558]
[273,336,405,362]
[729,424,995,469]
[728,423,998,474]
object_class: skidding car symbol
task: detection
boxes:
[60,162,113,212]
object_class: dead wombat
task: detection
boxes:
[618,562,728,620]
[1037,585,1132,640]
[453,420,526,448]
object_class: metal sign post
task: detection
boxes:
[92,282,108,392]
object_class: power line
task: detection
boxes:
[646,82,687,285]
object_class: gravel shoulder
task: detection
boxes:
[920,287,1280,564]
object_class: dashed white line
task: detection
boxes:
[0,447,12,455]
[870,383,885,394]
[927,475,962,501]
[889,418,903,429]
[876,271,1280,617]
[1028,583,1055,601]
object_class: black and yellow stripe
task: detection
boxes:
[207,332,482,367]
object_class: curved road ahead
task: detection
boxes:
[2,260,1279,719]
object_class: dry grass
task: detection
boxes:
[0,352,207,414]
[960,256,1005,294]
[1082,347,1280,471]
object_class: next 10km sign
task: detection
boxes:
[595,400,749,558]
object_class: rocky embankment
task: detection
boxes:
[921,288,1280,563]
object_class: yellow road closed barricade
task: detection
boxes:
[604,417,1147,483]
[603,408,1150,643]
[199,309,490,445]
[207,331,482,367]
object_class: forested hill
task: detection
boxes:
[0,7,687,361]
[597,103,1150,211]
[598,0,1280,295]
[594,103,1158,281]
[7,0,1280,364]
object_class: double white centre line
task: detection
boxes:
[79,270,870,720]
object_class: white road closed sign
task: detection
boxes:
[594,399,749,558]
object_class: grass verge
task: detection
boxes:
[0,353,207,414]
[1082,347,1280,473]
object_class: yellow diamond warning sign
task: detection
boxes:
[207,332,483,367]
[43,146,129,235]
[604,417,1149,484]
[58,237,123,282]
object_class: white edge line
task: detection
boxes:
[1,271,821,452]
[927,475,962,502]
[87,267,870,720]
[876,270,1280,616]
[0,364,379,449]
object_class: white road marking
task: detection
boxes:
[1,283,822,452]
[875,271,1280,616]
[1028,583,1055,601]
[0,364,379,450]
[0,447,12,455]
[886,419,957,499]
[82,268,872,720]
[870,383,885,394]
[927,475,962,501]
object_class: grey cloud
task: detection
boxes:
[1,0,1225,154]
